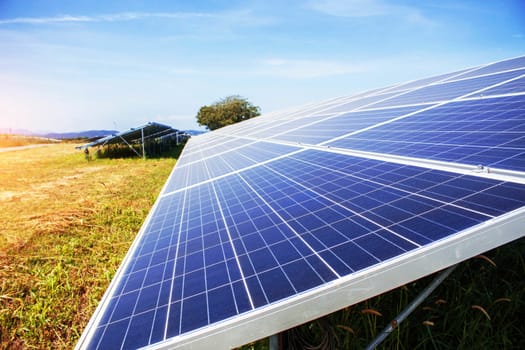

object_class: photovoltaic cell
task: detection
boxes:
[270,105,424,145]
[328,95,525,171]
[176,135,248,166]
[315,90,404,113]
[81,149,525,349]
[164,142,300,193]
[371,69,525,108]
[246,114,337,140]
[388,68,473,92]
[77,56,525,350]
[456,56,525,80]
[482,75,525,96]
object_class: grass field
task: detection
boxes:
[0,143,176,349]
[0,134,60,148]
[0,143,523,349]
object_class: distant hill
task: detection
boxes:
[41,130,118,139]
[0,128,118,139]
[2,127,204,139]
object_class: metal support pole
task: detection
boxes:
[141,128,146,159]
[365,264,458,350]
[118,135,142,158]
[269,334,279,350]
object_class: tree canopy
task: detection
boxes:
[196,95,261,131]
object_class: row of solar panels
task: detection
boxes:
[77,55,525,349]
[169,91,525,193]
[77,122,186,150]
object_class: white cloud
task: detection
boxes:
[308,0,388,17]
[0,9,275,29]
[0,15,93,25]
[307,0,435,25]
[0,11,217,25]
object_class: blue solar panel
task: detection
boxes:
[371,69,525,108]
[482,75,525,96]
[388,68,473,92]
[80,149,525,349]
[246,113,337,139]
[328,95,525,171]
[456,56,525,80]
[315,91,404,113]
[270,105,423,145]
[77,56,525,350]
[175,135,248,166]
[164,141,300,192]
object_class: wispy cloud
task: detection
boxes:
[307,0,434,25]
[0,15,92,25]
[308,0,388,17]
[256,58,371,79]
[0,11,217,25]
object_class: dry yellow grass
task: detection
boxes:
[0,143,177,349]
[0,135,59,148]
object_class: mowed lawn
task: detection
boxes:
[0,143,176,349]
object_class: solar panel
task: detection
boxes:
[78,122,177,149]
[454,55,525,79]
[77,56,525,350]
[268,105,424,144]
[373,69,525,108]
[482,75,525,95]
[327,95,525,171]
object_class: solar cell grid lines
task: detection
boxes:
[454,55,525,80]
[370,69,525,108]
[77,55,525,350]
[268,105,423,145]
[387,67,475,93]
[482,75,525,96]
[328,95,525,171]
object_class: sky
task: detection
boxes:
[0,0,524,133]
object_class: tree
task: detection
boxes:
[196,95,261,131]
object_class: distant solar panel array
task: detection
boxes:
[77,56,525,349]
[78,122,179,150]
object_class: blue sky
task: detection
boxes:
[0,0,524,132]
